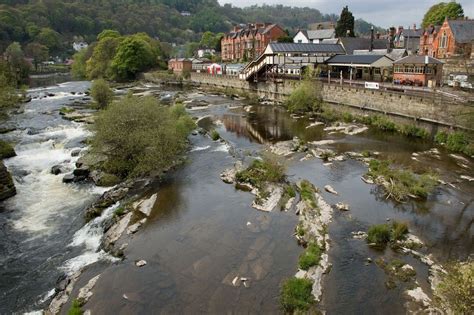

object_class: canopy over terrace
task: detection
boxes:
[326,54,394,82]
[240,42,345,81]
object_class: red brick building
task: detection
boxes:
[221,23,286,62]
[420,18,474,58]
[168,58,192,74]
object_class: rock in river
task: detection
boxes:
[324,185,338,195]
[62,173,75,183]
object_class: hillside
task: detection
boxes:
[0,0,381,56]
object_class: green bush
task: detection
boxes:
[399,124,430,139]
[280,277,315,312]
[390,221,409,241]
[446,132,470,154]
[286,80,323,113]
[299,243,322,270]
[114,207,125,217]
[0,140,16,159]
[210,129,220,141]
[91,78,114,109]
[236,154,286,189]
[299,180,317,208]
[67,299,83,315]
[91,95,194,178]
[435,261,474,314]
[371,115,396,132]
[367,224,391,246]
[367,159,438,202]
[434,131,448,144]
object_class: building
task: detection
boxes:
[293,29,336,44]
[393,55,443,87]
[353,48,407,61]
[180,11,191,16]
[72,42,88,52]
[221,23,286,62]
[197,48,216,58]
[225,64,245,76]
[240,42,345,81]
[420,25,441,57]
[308,21,336,30]
[168,58,192,74]
[339,37,389,54]
[393,25,423,54]
[433,18,474,59]
[326,54,394,82]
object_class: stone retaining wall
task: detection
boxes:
[183,73,474,130]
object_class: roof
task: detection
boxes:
[326,54,387,65]
[448,19,474,44]
[321,38,339,44]
[267,42,345,54]
[400,28,423,38]
[353,48,407,61]
[307,29,335,40]
[339,37,388,54]
[393,55,443,64]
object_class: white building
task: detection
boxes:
[73,42,88,52]
[197,48,216,58]
[293,29,336,44]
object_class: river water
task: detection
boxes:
[0,83,472,314]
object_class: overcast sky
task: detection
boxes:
[218,0,474,28]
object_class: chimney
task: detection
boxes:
[370,26,374,51]
[376,32,381,39]
[413,23,416,30]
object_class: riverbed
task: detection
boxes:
[0,83,472,314]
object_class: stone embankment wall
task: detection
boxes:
[186,73,473,130]
[0,161,16,201]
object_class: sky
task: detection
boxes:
[217,0,474,28]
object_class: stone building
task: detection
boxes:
[393,55,443,87]
[433,18,474,59]
[221,23,286,62]
[168,58,192,74]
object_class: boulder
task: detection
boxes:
[135,260,147,267]
[73,166,90,177]
[324,185,338,195]
[51,165,63,175]
[62,174,75,183]
[0,161,16,201]
[335,202,349,211]
[71,149,81,157]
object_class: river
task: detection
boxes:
[0,82,472,314]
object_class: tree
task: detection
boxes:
[97,29,121,41]
[336,6,355,37]
[91,95,194,178]
[86,36,121,79]
[24,42,49,71]
[422,2,464,27]
[91,79,113,109]
[35,27,61,53]
[110,36,156,81]
[5,42,30,84]
[71,48,91,79]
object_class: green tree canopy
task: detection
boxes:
[110,35,156,81]
[91,78,113,108]
[97,29,121,41]
[86,36,121,79]
[335,6,355,37]
[4,42,30,84]
[24,42,49,71]
[35,27,62,53]
[422,2,464,28]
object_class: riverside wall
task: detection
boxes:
[164,72,474,130]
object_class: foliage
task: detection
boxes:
[286,80,323,113]
[299,243,323,270]
[390,221,409,242]
[86,36,121,79]
[299,180,318,209]
[4,42,30,84]
[71,49,91,79]
[280,277,315,313]
[91,79,113,109]
[434,131,473,156]
[367,224,391,246]
[434,131,448,144]
[0,140,16,159]
[367,159,438,202]
[91,95,194,178]
[236,155,286,189]
[210,129,220,141]
[199,31,224,51]
[0,70,21,111]
[434,260,474,314]
[67,299,83,315]
[96,173,121,187]
[114,207,125,217]
[422,2,464,28]
[399,124,430,139]
[336,6,355,37]
[24,43,49,71]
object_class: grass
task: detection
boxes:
[376,258,417,285]
[210,129,220,141]
[59,106,75,115]
[299,180,318,209]
[399,124,430,139]
[367,159,438,202]
[296,223,306,237]
[67,299,83,315]
[367,221,409,247]
[235,154,286,190]
[114,207,125,217]
[0,140,16,159]
[280,184,296,210]
[435,131,474,156]
[280,277,315,313]
[298,243,323,270]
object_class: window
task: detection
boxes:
[415,66,424,74]
[404,66,414,73]
[440,31,447,48]
[374,68,381,75]
[425,67,433,74]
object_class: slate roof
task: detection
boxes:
[326,54,386,65]
[400,28,423,38]
[339,37,388,54]
[448,19,474,43]
[393,55,443,64]
[307,29,336,40]
[268,42,345,53]
[353,49,407,61]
